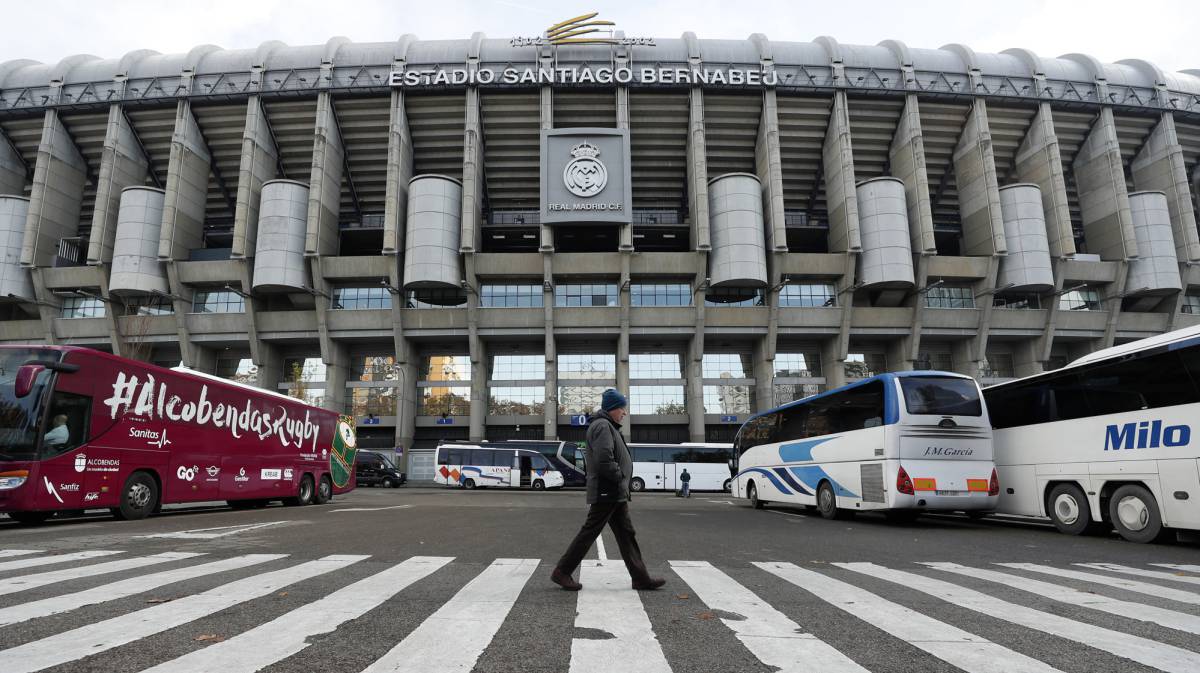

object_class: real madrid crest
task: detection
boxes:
[563,141,607,198]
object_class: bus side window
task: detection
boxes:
[42,389,91,458]
[780,404,808,440]
[633,446,663,463]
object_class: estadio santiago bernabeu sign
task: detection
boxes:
[540,129,631,225]
[388,66,779,88]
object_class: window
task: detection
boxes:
[915,351,954,372]
[994,294,1042,310]
[773,383,823,406]
[802,380,886,435]
[488,387,545,415]
[124,296,173,316]
[481,284,543,308]
[1182,294,1200,315]
[774,353,821,378]
[630,284,691,307]
[981,353,1015,379]
[352,355,399,382]
[900,376,982,416]
[491,355,544,381]
[703,384,753,415]
[1059,288,1102,311]
[284,357,327,383]
[703,353,750,379]
[558,386,606,415]
[844,353,885,379]
[629,385,686,415]
[351,388,396,416]
[558,354,616,380]
[780,283,837,307]
[332,286,392,310]
[421,355,471,381]
[555,283,618,307]
[632,446,664,463]
[705,287,764,307]
[406,289,467,308]
[215,357,258,385]
[630,353,682,379]
[192,290,244,314]
[41,389,91,458]
[925,285,975,309]
[61,296,105,319]
[736,414,780,455]
[420,386,471,416]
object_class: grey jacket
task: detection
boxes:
[584,410,633,504]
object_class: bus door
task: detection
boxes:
[663,461,678,492]
[517,453,533,487]
[38,370,96,510]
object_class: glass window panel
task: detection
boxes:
[481,284,544,308]
[352,355,398,382]
[632,446,663,462]
[491,355,544,380]
[981,353,1016,379]
[124,296,173,316]
[993,294,1042,310]
[1059,288,1103,311]
[406,289,467,308]
[779,283,837,307]
[628,385,686,415]
[421,355,471,381]
[630,284,691,307]
[844,353,886,379]
[774,352,821,377]
[487,386,545,415]
[1183,294,1200,315]
[332,286,392,310]
[555,283,618,307]
[192,290,245,314]
[704,287,764,307]
[60,296,106,319]
[773,383,824,406]
[629,353,683,379]
[703,384,754,415]
[557,385,606,415]
[557,354,616,380]
[915,351,954,372]
[419,386,471,416]
[702,353,751,379]
[352,387,396,416]
[924,285,976,309]
[215,357,257,385]
[283,357,327,383]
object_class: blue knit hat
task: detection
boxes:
[601,388,628,411]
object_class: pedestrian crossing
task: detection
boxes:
[1,547,1200,673]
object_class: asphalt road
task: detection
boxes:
[1,485,1199,673]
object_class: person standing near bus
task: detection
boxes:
[551,389,666,592]
[679,468,692,498]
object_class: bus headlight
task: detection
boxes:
[0,470,29,490]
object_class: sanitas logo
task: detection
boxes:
[1105,420,1191,450]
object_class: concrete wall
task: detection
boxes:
[889,95,935,254]
[1131,114,1200,263]
[954,100,1005,256]
[1015,104,1075,259]
[856,177,914,288]
[159,101,210,262]
[997,184,1054,292]
[0,196,33,298]
[109,187,168,295]
[21,110,88,268]
[88,105,149,265]
[708,173,768,287]
[404,175,462,289]
[1072,107,1136,261]
[252,179,310,292]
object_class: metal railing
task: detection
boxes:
[54,237,87,267]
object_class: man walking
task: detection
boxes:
[551,389,666,592]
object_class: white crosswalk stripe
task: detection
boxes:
[671,560,869,673]
[141,556,453,673]
[1152,563,1200,575]
[0,553,285,628]
[0,549,122,573]
[0,550,1198,673]
[838,562,1200,673]
[361,558,538,673]
[925,562,1200,635]
[757,561,1062,673]
[0,549,41,559]
[0,554,366,673]
[1085,562,1200,587]
[1006,562,1200,604]
[0,551,203,597]
[572,561,672,673]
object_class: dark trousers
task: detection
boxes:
[556,501,651,582]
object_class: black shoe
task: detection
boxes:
[632,577,666,591]
[551,568,582,591]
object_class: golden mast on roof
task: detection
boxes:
[544,12,618,45]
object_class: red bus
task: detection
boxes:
[0,345,358,524]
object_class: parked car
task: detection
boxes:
[354,451,406,488]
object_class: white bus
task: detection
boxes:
[433,444,564,490]
[627,443,735,493]
[983,325,1200,543]
[732,371,998,519]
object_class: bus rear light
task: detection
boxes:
[988,468,1000,496]
[896,466,915,495]
[0,470,29,490]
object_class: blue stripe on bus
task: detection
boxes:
[778,437,836,462]
[790,465,859,498]
[460,466,507,483]
[736,467,793,495]
[771,467,812,495]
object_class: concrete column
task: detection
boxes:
[1035,258,1067,364]
[897,254,930,369]
[1102,261,1131,348]
[29,268,58,343]
[460,88,483,255]
[686,88,711,251]
[163,263,203,367]
[821,337,846,389]
[833,252,857,381]
[543,255,557,440]
[954,99,1006,256]
[382,87,413,255]
[1015,103,1075,258]
[1012,340,1043,378]
[233,96,278,259]
[686,285,707,443]
[617,256,631,442]
[1073,108,1137,261]
[88,105,149,265]
[823,91,861,253]
[306,92,344,257]
[757,90,787,254]
[967,256,1002,372]
[0,128,26,195]
[159,101,210,262]
[468,313,486,442]
[888,95,936,254]
[1132,113,1200,263]
[538,46,554,252]
[616,85,633,253]
[21,109,88,268]
[752,336,774,413]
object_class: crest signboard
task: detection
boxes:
[540,128,631,225]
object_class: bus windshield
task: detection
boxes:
[0,348,60,461]
[899,376,982,417]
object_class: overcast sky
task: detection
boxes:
[2,0,1197,74]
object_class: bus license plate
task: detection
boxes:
[936,490,965,496]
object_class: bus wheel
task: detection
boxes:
[115,472,158,521]
[1047,483,1092,535]
[285,475,316,506]
[1109,484,1168,543]
[723,479,732,493]
[817,481,842,520]
[533,479,545,490]
[381,477,394,489]
[8,511,51,525]
[748,482,765,510]
[315,475,333,504]
[631,478,645,493]
[463,478,476,490]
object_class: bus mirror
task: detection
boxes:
[14,364,45,398]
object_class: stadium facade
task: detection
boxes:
[2,26,1200,479]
